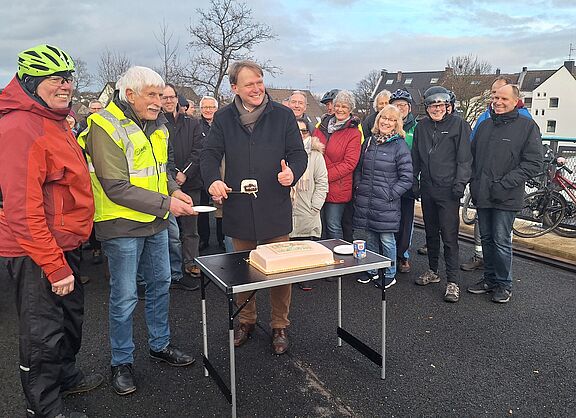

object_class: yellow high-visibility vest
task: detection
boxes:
[78,101,169,223]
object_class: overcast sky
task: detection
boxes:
[1,0,575,95]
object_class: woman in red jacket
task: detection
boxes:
[313,90,361,239]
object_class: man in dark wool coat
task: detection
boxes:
[201,60,307,355]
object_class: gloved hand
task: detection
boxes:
[452,184,465,200]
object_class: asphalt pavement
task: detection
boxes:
[0,229,575,418]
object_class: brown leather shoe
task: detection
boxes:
[185,265,201,277]
[234,323,255,347]
[398,259,411,273]
[272,328,289,355]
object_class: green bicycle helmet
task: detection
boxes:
[17,44,75,79]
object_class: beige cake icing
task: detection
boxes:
[249,241,335,274]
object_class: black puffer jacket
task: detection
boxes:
[412,113,472,197]
[165,113,203,192]
[470,108,542,210]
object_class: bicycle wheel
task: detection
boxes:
[513,190,566,238]
[552,201,576,238]
[461,190,477,225]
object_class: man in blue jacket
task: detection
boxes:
[467,84,542,303]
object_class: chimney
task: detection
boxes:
[444,66,453,77]
[396,71,402,82]
[564,60,575,75]
[517,66,528,90]
[496,68,501,75]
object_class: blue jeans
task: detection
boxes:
[102,229,171,366]
[477,208,516,289]
[355,229,397,278]
[324,203,346,240]
[136,215,182,285]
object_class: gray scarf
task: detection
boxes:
[234,94,269,132]
[327,115,350,134]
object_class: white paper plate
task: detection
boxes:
[333,244,354,255]
[192,206,217,213]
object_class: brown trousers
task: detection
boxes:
[232,235,291,329]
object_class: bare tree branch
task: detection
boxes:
[443,54,493,125]
[185,0,278,100]
[72,57,92,95]
[97,48,131,86]
[353,69,380,118]
[154,20,187,85]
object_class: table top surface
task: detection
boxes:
[195,239,392,293]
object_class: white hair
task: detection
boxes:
[334,90,356,111]
[373,89,391,111]
[117,66,164,102]
[200,95,219,109]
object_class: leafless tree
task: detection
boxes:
[97,48,131,86]
[353,69,380,118]
[185,0,278,99]
[154,19,187,85]
[72,57,92,94]
[443,55,493,125]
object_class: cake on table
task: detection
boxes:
[249,241,336,274]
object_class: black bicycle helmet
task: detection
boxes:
[320,89,339,104]
[389,89,412,104]
[423,86,450,107]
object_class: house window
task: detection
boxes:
[543,92,547,97]
[546,120,556,133]
[430,78,438,84]
[535,77,541,84]
[404,78,413,85]
[542,109,545,116]
[535,109,538,115]
[524,97,532,108]
[549,97,559,108]
[537,92,540,97]
[385,79,394,85]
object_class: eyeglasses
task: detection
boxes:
[201,106,217,110]
[380,117,397,123]
[299,129,309,133]
[45,75,75,85]
[162,95,177,101]
[427,103,446,110]
[393,102,409,108]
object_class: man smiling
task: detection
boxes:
[411,86,472,303]
[0,44,102,418]
[201,60,307,355]
[79,66,197,396]
[467,84,542,303]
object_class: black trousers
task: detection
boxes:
[2,248,84,418]
[420,188,460,283]
[395,195,415,261]
[342,201,355,243]
[197,189,211,244]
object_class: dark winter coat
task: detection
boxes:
[470,108,542,211]
[412,113,472,198]
[353,135,413,233]
[314,114,362,203]
[200,95,307,241]
[165,112,203,192]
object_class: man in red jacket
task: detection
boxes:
[0,45,102,418]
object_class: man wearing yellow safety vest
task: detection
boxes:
[78,66,197,396]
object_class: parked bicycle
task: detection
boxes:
[513,147,576,238]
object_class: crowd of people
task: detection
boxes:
[0,44,543,418]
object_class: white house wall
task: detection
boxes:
[530,66,576,139]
